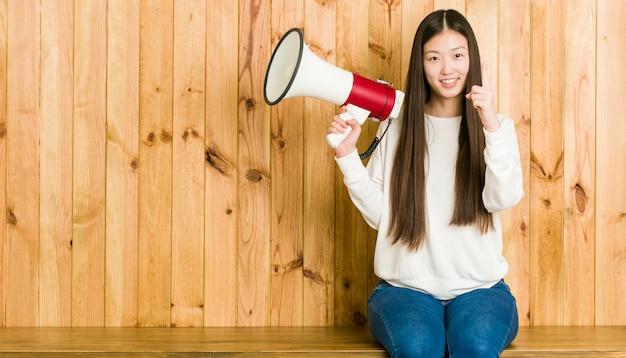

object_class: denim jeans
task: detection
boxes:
[368,280,518,358]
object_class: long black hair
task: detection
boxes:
[389,9,493,251]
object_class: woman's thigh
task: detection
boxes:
[368,281,446,358]
[445,281,519,358]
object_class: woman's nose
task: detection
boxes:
[441,59,453,74]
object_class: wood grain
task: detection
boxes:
[171,0,206,328]
[596,0,626,325]
[39,0,73,328]
[137,0,174,327]
[0,0,7,328]
[204,0,239,327]
[497,0,532,326]
[268,0,305,327]
[5,0,40,327]
[0,326,625,357]
[72,0,107,327]
[0,0,624,328]
[238,0,272,326]
[105,0,140,327]
[529,0,565,325]
[562,0,596,326]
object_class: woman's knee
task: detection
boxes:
[367,283,446,357]
[448,338,500,358]
[392,340,445,358]
[369,308,445,357]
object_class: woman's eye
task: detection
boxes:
[455,53,463,58]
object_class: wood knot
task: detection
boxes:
[574,183,586,213]
[286,257,303,270]
[0,125,5,138]
[145,132,156,145]
[353,311,367,326]
[160,130,173,143]
[369,41,391,60]
[303,269,325,285]
[245,98,256,110]
[7,210,17,225]
[182,128,201,141]
[245,169,263,182]
[274,137,287,150]
[205,146,232,175]
[130,158,138,170]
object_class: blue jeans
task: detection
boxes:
[368,280,518,358]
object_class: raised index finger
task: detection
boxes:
[481,62,491,90]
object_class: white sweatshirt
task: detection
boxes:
[335,114,524,300]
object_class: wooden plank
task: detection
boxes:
[0,327,385,356]
[0,0,7,328]
[529,0,565,325]
[72,0,107,326]
[433,0,465,12]
[467,0,498,97]
[400,1,431,85]
[268,0,305,327]
[333,0,370,327]
[497,0,532,327]
[5,0,40,327]
[237,0,272,327]
[137,0,174,327]
[503,326,626,357]
[561,0,595,325]
[72,0,107,327]
[39,0,73,327]
[171,0,206,327]
[596,0,626,325]
[302,0,337,327]
[0,327,625,357]
[204,0,239,327]
[105,0,140,327]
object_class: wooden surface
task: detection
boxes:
[503,326,626,357]
[0,0,625,328]
[137,0,174,327]
[106,0,140,328]
[596,0,626,326]
[0,327,625,357]
[6,0,40,327]
[72,0,107,327]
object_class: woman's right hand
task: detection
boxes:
[328,107,362,157]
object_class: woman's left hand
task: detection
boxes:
[465,62,500,132]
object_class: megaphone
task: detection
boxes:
[263,28,405,148]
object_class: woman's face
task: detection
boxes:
[422,29,470,102]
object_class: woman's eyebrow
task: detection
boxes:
[424,46,468,55]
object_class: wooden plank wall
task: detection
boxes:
[0,0,624,328]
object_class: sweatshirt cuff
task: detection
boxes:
[483,116,510,147]
[334,149,366,182]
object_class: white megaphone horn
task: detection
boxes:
[263,28,405,149]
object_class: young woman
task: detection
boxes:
[328,9,524,358]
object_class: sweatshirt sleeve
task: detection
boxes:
[335,148,385,230]
[482,114,525,212]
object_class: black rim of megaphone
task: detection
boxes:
[263,27,304,105]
